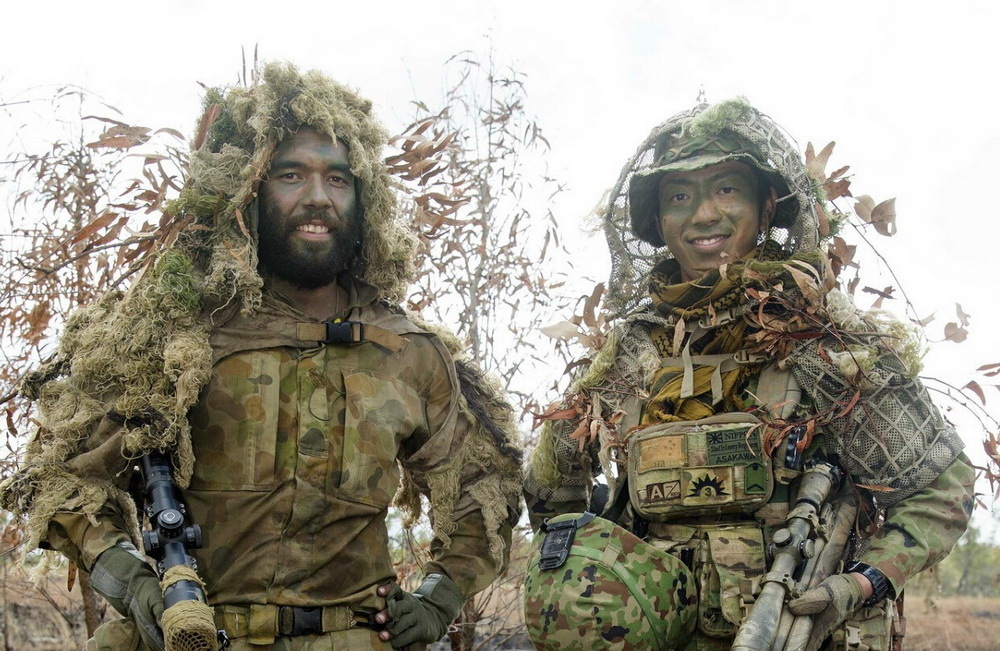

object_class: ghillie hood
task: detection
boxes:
[601,97,821,316]
[173,60,417,309]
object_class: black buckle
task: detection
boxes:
[538,512,595,571]
[323,320,363,344]
[278,606,323,636]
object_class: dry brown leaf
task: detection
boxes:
[870,198,897,236]
[783,263,821,305]
[944,322,968,343]
[828,236,857,268]
[855,483,894,492]
[67,561,77,592]
[823,177,852,201]
[582,283,604,329]
[854,195,876,223]
[815,202,830,238]
[540,320,581,340]
[87,125,151,150]
[194,104,222,150]
[956,303,971,327]
[862,285,894,308]
[71,211,119,245]
[916,312,936,326]
[977,362,1000,377]
[805,141,836,182]
[964,380,987,405]
[672,318,687,356]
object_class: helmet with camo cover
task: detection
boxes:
[601,97,821,316]
[524,513,696,650]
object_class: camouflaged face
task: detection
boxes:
[524,514,697,650]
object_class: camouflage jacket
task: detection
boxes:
[50,278,511,606]
[524,311,975,597]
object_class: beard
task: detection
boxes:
[256,202,364,290]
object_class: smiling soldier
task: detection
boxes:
[523,99,975,650]
[2,63,522,651]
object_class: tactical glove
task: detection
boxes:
[89,542,165,651]
[787,573,865,651]
[381,573,465,648]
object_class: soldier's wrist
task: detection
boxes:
[844,561,896,607]
[847,571,873,600]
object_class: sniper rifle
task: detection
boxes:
[732,460,858,651]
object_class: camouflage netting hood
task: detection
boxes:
[531,97,963,513]
[602,97,820,316]
[0,62,422,555]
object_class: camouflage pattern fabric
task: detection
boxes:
[49,280,510,648]
[524,513,696,650]
[524,314,974,650]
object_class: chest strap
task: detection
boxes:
[296,320,406,352]
[660,349,767,405]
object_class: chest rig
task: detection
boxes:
[624,307,803,521]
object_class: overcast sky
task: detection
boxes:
[3,0,998,513]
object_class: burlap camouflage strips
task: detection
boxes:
[525,513,696,650]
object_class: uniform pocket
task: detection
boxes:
[189,351,281,491]
[697,524,766,637]
[339,370,421,507]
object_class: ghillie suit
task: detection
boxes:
[3,62,521,648]
[524,99,974,651]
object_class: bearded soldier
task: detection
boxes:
[1,63,522,650]
[523,99,975,650]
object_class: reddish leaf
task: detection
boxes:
[71,211,119,245]
[978,362,1000,378]
[964,381,987,405]
[87,125,151,150]
[194,104,222,150]
[823,177,852,201]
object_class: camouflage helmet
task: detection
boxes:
[601,98,821,316]
[524,512,696,650]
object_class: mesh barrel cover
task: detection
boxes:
[524,512,696,650]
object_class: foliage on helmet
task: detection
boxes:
[600,97,821,316]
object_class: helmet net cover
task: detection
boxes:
[601,99,820,317]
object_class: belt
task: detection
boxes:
[214,604,382,645]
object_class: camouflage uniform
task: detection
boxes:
[49,277,509,648]
[3,63,521,650]
[523,99,975,650]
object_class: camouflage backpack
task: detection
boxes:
[524,512,697,650]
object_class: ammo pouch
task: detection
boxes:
[830,596,901,651]
[627,413,773,520]
[648,521,767,639]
